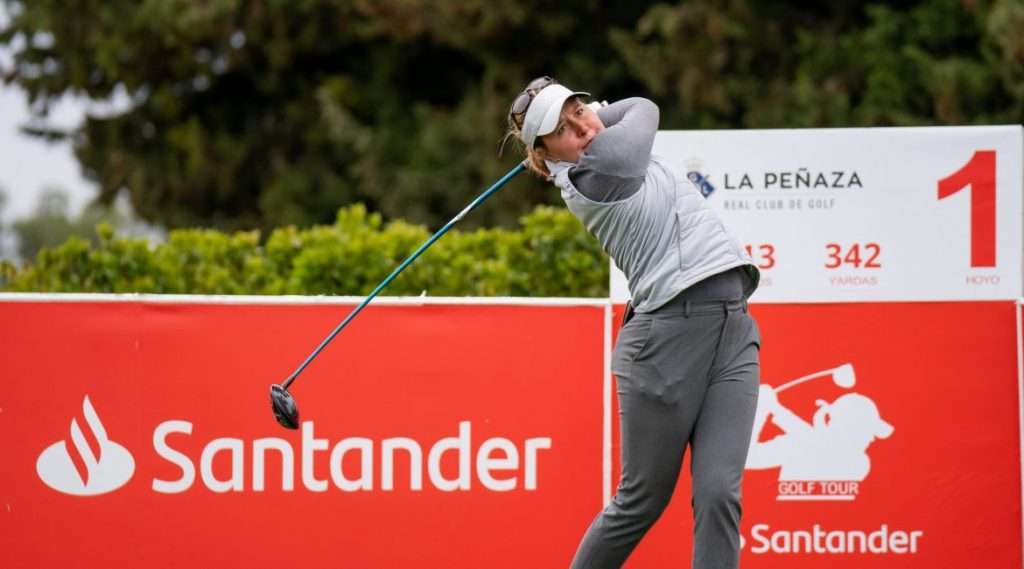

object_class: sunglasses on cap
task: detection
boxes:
[508,76,556,130]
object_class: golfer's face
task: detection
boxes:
[541,99,604,163]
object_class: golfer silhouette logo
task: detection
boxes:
[36,396,135,496]
[746,364,894,501]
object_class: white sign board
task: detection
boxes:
[610,126,1024,303]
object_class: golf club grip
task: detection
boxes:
[282,162,527,389]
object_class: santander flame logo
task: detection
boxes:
[36,396,135,496]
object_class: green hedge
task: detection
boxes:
[0,204,609,297]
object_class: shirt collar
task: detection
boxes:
[545,158,574,179]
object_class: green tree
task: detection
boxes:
[11,186,125,261]
[610,0,1024,128]
[1,0,1020,236]
[13,187,75,261]
[0,0,647,233]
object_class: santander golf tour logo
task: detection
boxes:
[36,396,136,496]
[746,363,894,501]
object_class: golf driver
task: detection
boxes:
[270,163,526,429]
[775,363,856,393]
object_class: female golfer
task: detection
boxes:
[506,76,762,569]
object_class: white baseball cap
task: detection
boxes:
[519,84,590,149]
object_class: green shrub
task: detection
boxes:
[3,204,610,297]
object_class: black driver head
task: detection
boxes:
[270,384,299,429]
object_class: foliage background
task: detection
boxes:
[0,204,609,296]
[1,0,1021,294]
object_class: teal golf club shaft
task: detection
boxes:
[281,162,526,390]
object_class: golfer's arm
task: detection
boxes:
[568,98,659,202]
[770,406,813,435]
[589,98,659,178]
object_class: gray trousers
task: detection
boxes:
[570,298,761,569]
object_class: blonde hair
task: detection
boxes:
[502,123,552,180]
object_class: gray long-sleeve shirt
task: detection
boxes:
[548,97,758,311]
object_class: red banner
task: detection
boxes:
[0,299,607,568]
[1,297,1020,568]
[620,301,1022,568]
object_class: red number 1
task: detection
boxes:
[937,150,996,267]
